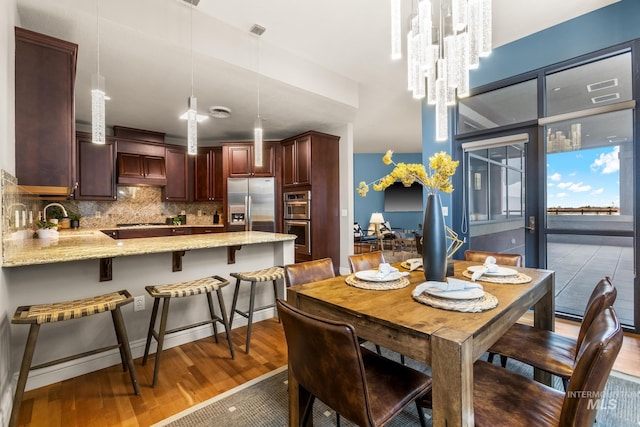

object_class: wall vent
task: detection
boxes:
[587,78,618,92]
[591,93,620,104]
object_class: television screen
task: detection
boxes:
[384,182,423,212]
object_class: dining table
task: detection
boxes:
[285,260,555,427]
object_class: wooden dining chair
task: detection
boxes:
[420,306,623,426]
[277,299,431,427]
[487,277,617,390]
[284,258,335,288]
[464,249,523,267]
[348,251,386,273]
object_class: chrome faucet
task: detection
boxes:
[43,203,68,220]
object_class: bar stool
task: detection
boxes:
[10,290,139,427]
[142,275,234,387]
[229,266,284,354]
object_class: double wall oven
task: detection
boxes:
[283,191,311,256]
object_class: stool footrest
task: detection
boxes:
[164,318,223,336]
[234,303,276,318]
[31,344,121,370]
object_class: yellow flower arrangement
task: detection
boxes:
[357,150,459,197]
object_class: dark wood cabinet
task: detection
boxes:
[15,27,77,196]
[282,135,311,187]
[75,133,116,200]
[195,147,223,201]
[116,140,167,186]
[222,142,276,177]
[163,146,192,202]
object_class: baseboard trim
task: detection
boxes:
[16,309,273,392]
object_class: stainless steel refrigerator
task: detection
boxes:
[227,177,276,232]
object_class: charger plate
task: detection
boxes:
[345,274,411,290]
[413,290,498,312]
[462,270,532,284]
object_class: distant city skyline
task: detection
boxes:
[547,145,620,208]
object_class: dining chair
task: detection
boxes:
[464,249,523,267]
[277,299,431,427]
[348,251,386,274]
[284,258,336,288]
[487,276,617,390]
[420,306,622,426]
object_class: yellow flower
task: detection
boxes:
[356,150,459,197]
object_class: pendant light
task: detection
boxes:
[187,0,197,155]
[91,0,105,144]
[251,24,266,167]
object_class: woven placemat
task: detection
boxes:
[462,270,532,284]
[345,274,411,290]
[413,291,499,312]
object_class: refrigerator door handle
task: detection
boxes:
[246,195,252,231]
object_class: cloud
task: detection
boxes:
[591,188,604,195]
[548,173,562,181]
[556,181,591,192]
[548,183,555,187]
[557,192,568,198]
[590,146,620,174]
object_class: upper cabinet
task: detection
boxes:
[115,128,167,186]
[15,27,77,197]
[222,142,276,177]
[194,147,223,201]
[282,135,311,187]
[163,145,193,202]
[75,133,116,200]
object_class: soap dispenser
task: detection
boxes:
[213,210,220,224]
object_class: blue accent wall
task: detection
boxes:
[421,0,640,224]
[354,152,424,233]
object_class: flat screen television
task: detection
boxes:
[384,182,423,212]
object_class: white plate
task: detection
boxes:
[423,287,485,300]
[355,270,406,282]
[467,265,518,277]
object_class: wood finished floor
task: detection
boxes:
[14,316,640,426]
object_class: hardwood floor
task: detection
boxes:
[14,316,640,426]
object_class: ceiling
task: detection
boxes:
[15,0,620,153]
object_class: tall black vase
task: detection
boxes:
[422,194,447,282]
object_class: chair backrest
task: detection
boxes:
[560,307,623,426]
[576,277,617,355]
[284,258,336,287]
[277,299,374,426]
[464,250,523,267]
[348,251,386,273]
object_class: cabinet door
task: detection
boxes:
[164,147,189,201]
[75,136,116,200]
[227,145,252,177]
[144,156,167,180]
[294,136,312,185]
[253,143,276,177]
[118,153,144,178]
[194,149,213,201]
[282,142,296,186]
[211,147,223,199]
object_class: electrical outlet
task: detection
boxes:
[134,295,145,312]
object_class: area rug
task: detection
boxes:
[155,350,640,427]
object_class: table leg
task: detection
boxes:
[431,328,474,427]
[533,271,555,385]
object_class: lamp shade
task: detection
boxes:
[369,212,385,224]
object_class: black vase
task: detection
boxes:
[422,194,447,282]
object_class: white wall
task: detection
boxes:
[0,0,17,424]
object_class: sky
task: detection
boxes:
[547,145,620,208]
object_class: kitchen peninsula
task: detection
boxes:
[2,226,295,390]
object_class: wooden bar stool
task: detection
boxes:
[229,266,284,354]
[142,275,234,387]
[10,290,139,427]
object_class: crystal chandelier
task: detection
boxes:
[187,0,197,155]
[392,0,492,141]
[91,0,105,144]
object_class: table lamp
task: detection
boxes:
[369,212,385,236]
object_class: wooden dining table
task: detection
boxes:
[285,260,555,427]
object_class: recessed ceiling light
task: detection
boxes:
[179,111,208,122]
[208,106,231,119]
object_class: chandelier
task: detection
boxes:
[391,0,492,141]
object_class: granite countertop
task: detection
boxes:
[1,229,295,267]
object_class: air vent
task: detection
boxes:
[587,78,618,92]
[591,93,620,104]
[208,106,231,119]
[250,24,266,36]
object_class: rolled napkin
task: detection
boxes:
[471,256,500,281]
[412,278,483,297]
[374,262,400,279]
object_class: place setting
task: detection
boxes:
[462,256,532,284]
[345,263,411,290]
[412,277,499,312]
